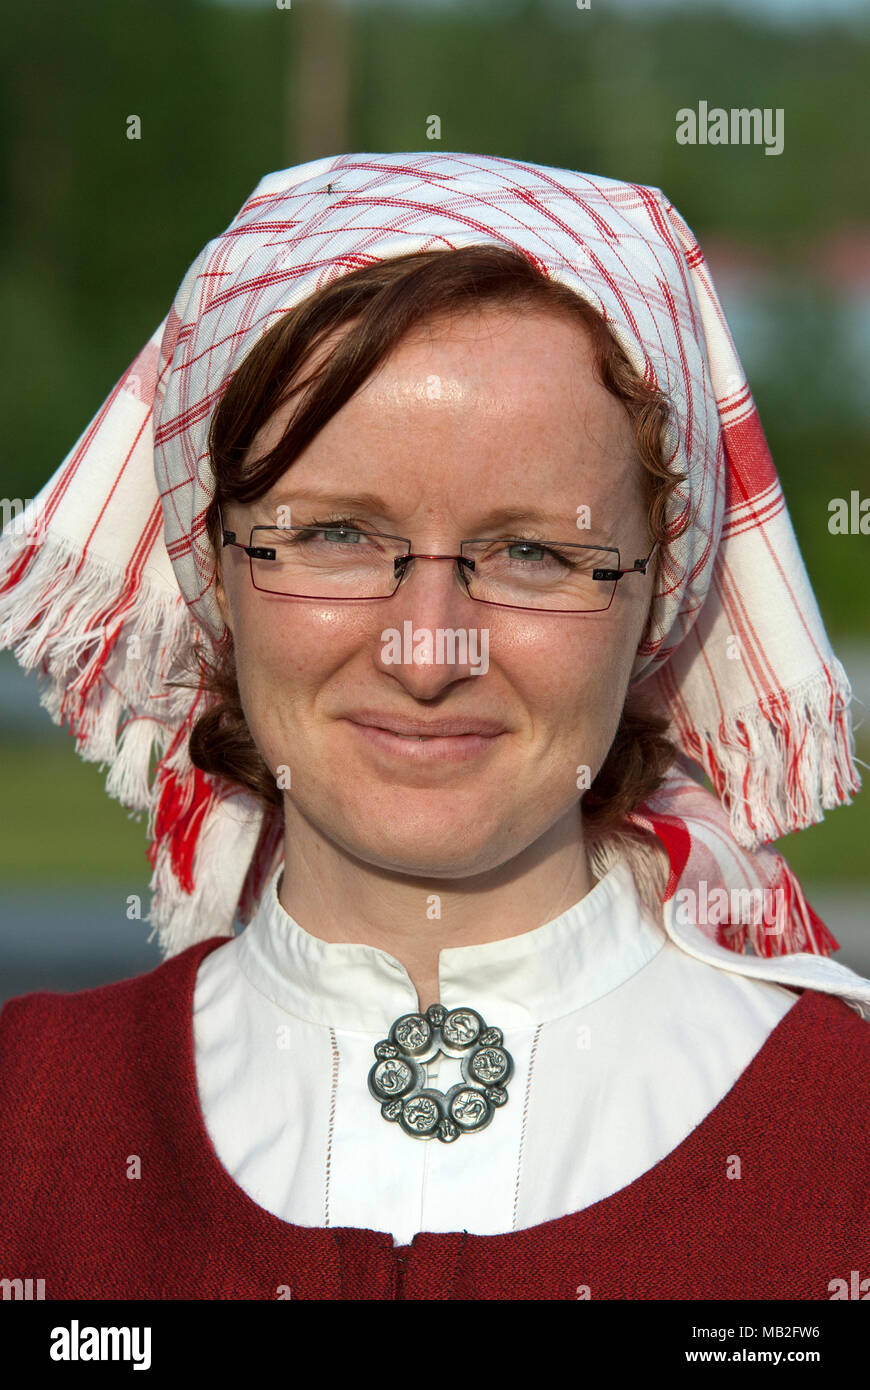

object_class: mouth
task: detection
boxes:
[343,718,504,762]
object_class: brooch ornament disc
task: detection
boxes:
[368,1004,513,1143]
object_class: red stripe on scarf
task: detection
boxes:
[641,812,692,900]
[147,766,214,894]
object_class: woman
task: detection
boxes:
[0,151,867,1301]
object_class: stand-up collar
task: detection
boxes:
[235,856,665,1032]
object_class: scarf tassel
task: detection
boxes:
[696,659,861,848]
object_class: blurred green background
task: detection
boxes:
[1,0,868,990]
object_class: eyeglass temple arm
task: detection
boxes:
[590,542,658,583]
[620,540,658,578]
[218,505,258,554]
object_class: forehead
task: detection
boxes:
[331,304,616,415]
[250,305,645,525]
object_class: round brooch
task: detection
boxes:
[368,1003,514,1143]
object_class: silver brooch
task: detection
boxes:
[368,1004,514,1143]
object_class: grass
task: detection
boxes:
[770,781,870,883]
[0,739,151,884]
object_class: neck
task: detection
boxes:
[277,801,594,1011]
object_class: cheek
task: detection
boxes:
[231,598,361,738]
[500,617,636,775]
[230,600,310,736]
[501,613,634,708]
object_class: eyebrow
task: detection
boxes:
[263,490,611,538]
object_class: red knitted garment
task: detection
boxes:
[1,939,867,1301]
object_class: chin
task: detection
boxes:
[332,819,507,879]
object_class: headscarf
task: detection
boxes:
[1,150,867,1015]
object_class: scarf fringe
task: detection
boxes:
[697,659,861,848]
[0,523,272,955]
[145,790,266,957]
[0,527,200,812]
[710,851,840,959]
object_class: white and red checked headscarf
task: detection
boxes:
[1,151,867,1013]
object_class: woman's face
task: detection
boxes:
[216,306,655,879]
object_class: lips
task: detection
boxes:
[344,712,506,738]
[345,719,503,763]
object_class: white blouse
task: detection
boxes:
[191,855,817,1247]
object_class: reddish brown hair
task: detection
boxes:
[183,244,689,835]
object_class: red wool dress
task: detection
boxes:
[0,936,867,1301]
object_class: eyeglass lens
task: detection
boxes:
[244,524,621,612]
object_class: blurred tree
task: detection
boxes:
[287,0,352,162]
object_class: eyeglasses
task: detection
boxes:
[219,505,657,614]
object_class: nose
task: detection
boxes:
[372,549,488,693]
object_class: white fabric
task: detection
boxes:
[192,855,803,1247]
